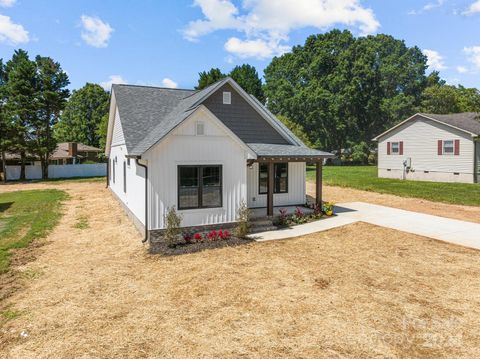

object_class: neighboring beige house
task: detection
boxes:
[4,142,102,165]
[373,113,480,184]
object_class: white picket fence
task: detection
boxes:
[5,163,106,180]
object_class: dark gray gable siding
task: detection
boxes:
[202,83,290,145]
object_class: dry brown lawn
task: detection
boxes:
[1,180,480,358]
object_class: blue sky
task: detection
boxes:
[0,0,479,90]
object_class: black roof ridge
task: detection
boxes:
[113,83,196,92]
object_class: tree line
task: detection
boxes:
[0,49,110,180]
[2,29,480,180]
[198,30,480,161]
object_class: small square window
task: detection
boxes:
[196,121,205,136]
[223,91,231,104]
[391,142,399,154]
[443,140,454,154]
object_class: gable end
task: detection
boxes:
[202,83,290,145]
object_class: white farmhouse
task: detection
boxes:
[374,113,480,183]
[105,77,333,240]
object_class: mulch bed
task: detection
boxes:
[149,236,254,256]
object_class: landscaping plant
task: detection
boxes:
[164,206,182,248]
[234,201,250,237]
[323,202,334,216]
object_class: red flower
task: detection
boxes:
[194,233,203,242]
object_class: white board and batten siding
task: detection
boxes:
[108,106,146,230]
[246,162,306,208]
[378,117,475,183]
[144,107,250,229]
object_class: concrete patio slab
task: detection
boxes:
[250,201,480,250]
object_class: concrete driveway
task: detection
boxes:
[252,202,480,250]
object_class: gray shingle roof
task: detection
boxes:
[247,143,334,158]
[420,113,480,135]
[112,85,194,154]
[112,78,334,158]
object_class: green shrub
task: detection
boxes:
[234,201,250,238]
[164,206,182,247]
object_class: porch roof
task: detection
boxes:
[247,143,334,159]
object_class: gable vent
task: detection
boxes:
[223,91,231,105]
[196,121,205,136]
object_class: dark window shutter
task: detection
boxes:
[399,141,404,155]
[438,140,443,155]
[454,139,460,155]
[387,142,391,155]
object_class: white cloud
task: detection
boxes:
[423,49,447,70]
[80,15,113,48]
[456,66,468,73]
[183,0,380,59]
[464,46,480,69]
[408,0,445,15]
[463,0,480,15]
[100,75,127,90]
[161,78,178,88]
[0,14,29,45]
[0,0,15,7]
[224,37,290,59]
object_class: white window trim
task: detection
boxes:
[391,141,400,155]
[222,91,231,105]
[443,140,454,155]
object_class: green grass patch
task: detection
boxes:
[0,189,67,273]
[74,215,89,229]
[1,308,23,321]
[307,166,480,206]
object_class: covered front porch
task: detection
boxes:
[247,153,332,217]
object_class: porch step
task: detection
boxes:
[249,225,278,234]
[249,218,275,227]
[249,217,277,234]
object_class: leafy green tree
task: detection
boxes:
[456,86,480,112]
[33,55,69,178]
[264,30,429,153]
[421,85,460,114]
[276,114,313,147]
[55,83,110,148]
[96,113,109,153]
[420,84,480,114]
[0,59,8,182]
[229,64,265,102]
[4,49,38,180]
[195,68,226,90]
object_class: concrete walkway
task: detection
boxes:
[250,202,480,250]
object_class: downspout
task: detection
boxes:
[106,158,109,188]
[135,158,149,243]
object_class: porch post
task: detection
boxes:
[315,160,322,206]
[267,161,274,216]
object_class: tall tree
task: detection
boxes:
[55,83,109,148]
[33,55,69,179]
[264,30,429,152]
[4,49,38,180]
[0,59,7,182]
[420,84,480,114]
[229,64,265,102]
[195,68,226,90]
